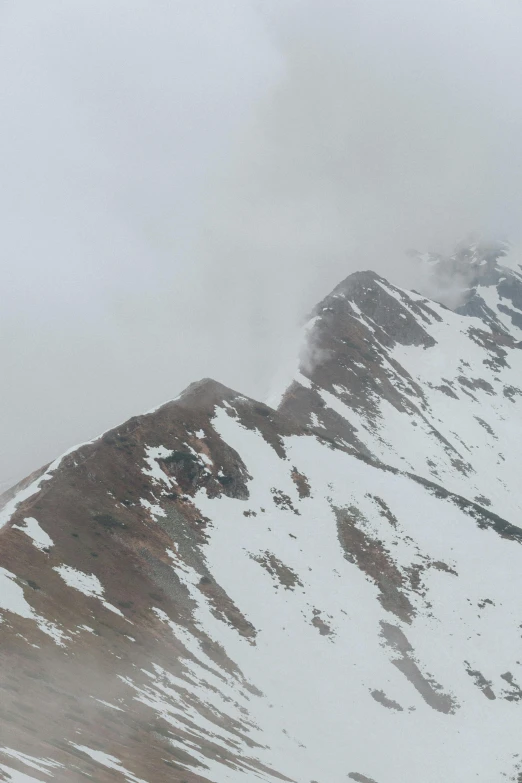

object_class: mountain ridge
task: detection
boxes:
[2,258,522,782]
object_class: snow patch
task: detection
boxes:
[69,745,147,783]
[0,749,62,777]
[0,765,46,783]
[93,699,124,712]
[141,446,174,487]
[53,565,124,617]
[139,499,166,519]
[12,518,53,552]
[0,568,65,645]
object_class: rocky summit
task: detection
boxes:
[2,249,522,783]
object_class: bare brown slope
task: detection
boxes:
[0,379,299,783]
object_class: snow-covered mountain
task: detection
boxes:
[2,249,522,783]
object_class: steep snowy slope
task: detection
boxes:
[1,257,522,783]
[279,255,522,521]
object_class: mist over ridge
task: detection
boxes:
[3,0,522,489]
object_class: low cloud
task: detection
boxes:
[3,0,522,487]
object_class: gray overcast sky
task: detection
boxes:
[2,0,522,490]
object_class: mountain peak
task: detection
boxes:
[177,377,238,404]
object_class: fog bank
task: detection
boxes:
[2,0,522,488]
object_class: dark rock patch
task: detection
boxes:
[311,609,333,637]
[271,488,300,515]
[290,468,311,499]
[380,622,458,714]
[252,552,303,591]
[464,663,496,700]
[334,505,415,623]
[370,689,403,711]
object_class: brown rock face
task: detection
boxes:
[0,380,301,783]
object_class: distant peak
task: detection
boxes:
[179,377,234,399]
[410,238,512,309]
[332,269,386,292]
[153,377,243,414]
